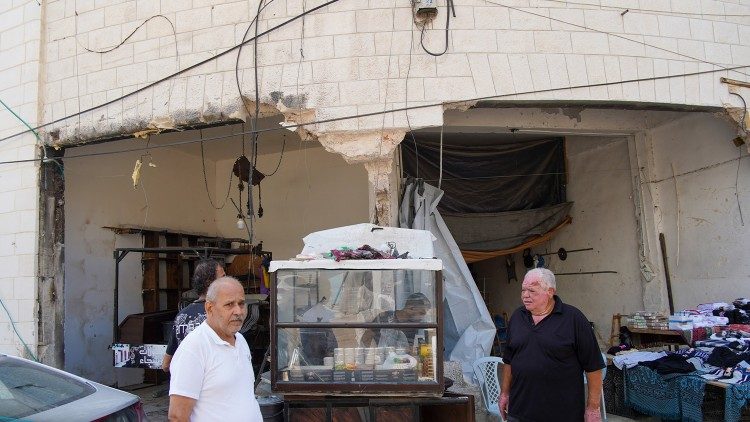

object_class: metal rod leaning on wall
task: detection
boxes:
[658,233,675,314]
[554,271,618,276]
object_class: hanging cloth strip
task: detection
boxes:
[725,383,750,422]
[624,365,705,422]
[461,215,572,263]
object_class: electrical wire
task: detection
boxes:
[11,0,749,150]
[235,0,277,123]
[405,5,420,179]
[736,147,745,226]
[74,15,176,54]
[0,64,749,167]
[484,0,750,80]
[199,130,234,210]
[0,297,38,362]
[0,97,42,143]
[264,133,286,177]
[0,0,343,144]
[419,0,456,57]
[0,98,62,174]
[537,0,750,18]
[730,91,747,226]
[247,0,271,241]
[9,0,750,150]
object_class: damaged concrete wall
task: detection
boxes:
[214,142,370,259]
[472,136,643,343]
[64,138,222,384]
[39,0,750,148]
[646,112,750,310]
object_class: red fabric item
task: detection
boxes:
[728,324,750,332]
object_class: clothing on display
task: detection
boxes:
[612,351,667,370]
[639,354,696,375]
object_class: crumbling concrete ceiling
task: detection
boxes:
[62,116,313,164]
[45,95,296,150]
[443,106,714,134]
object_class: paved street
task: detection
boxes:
[133,383,659,422]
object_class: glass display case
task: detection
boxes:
[269,259,444,396]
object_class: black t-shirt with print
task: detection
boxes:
[165,301,207,355]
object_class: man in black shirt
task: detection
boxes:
[501,268,604,422]
[161,258,226,372]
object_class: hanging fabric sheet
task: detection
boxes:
[400,136,566,213]
[443,202,573,251]
[399,180,495,383]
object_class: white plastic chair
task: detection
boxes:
[472,356,505,421]
[583,352,608,421]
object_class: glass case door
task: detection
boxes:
[271,268,443,395]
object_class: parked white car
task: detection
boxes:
[0,354,147,421]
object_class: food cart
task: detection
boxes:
[268,258,475,421]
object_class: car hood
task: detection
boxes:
[23,381,139,421]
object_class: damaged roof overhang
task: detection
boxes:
[472,99,724,113]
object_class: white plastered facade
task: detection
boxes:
[0,0,748,382]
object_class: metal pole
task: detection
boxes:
[113,250,128,343]
[113,251,120,343]
[659,233,675,314]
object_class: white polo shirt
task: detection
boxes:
[170,321,262,421]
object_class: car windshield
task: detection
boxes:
[0,356,95,419]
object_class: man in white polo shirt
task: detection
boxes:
[168,276,262,421]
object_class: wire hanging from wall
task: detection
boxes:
[418,0,455,57]
[200,128,235,210]
[729,91,747,227]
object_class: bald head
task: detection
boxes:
[205,276,247,343]
[206,276,243,302]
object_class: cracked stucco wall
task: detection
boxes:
[37,0,750,148]
[35,0,750,225]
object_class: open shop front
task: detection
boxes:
[396,104,750,420]
[398,123,643,352]
[61,118,370,387]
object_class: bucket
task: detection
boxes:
[256,395,284,422]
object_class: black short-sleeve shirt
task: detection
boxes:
[165,301,207,355]
[502,296,604,422]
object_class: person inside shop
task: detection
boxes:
[162,258,225,373]
[360,292,432,350]
[168,277,262,421]
[500,268,605,422]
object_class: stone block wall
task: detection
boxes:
[36,0,750,143]
[0,0,41,358]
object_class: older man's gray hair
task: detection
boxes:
[205,276,242,302]
[525,268,556,290]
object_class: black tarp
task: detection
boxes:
[400,136,570,253]
[401,136,566,213]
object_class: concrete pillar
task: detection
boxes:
[628,132,670,314]
[317,130,406,226]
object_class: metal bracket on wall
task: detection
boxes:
[539,247,594,261]
[555,271,618,276]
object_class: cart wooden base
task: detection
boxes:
[282,392,475,422]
